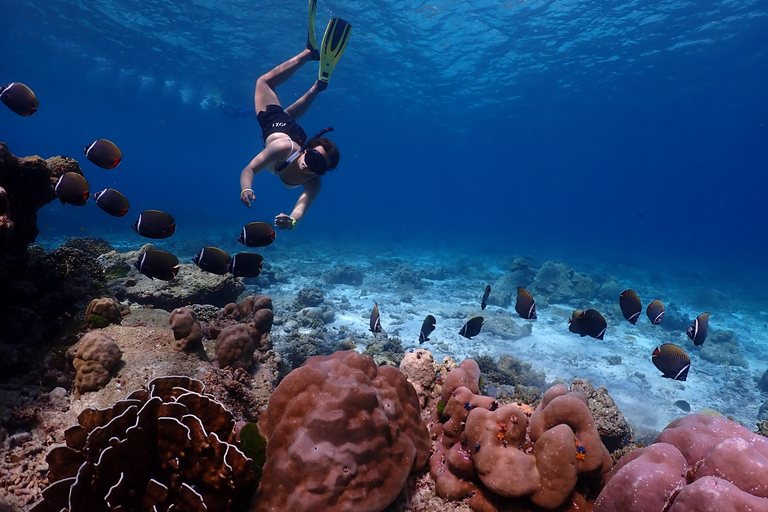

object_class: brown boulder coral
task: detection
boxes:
[169,306,204,352]
[251,350,431,512]
[71,331,122,394]
[31,375,254,512]
[84,296,125,328]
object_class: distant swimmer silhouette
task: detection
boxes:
[239,0,352,230]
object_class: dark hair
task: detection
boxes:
[306,137,339,170]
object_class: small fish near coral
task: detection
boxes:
[55,172,90,206]
[370,301,382,333]
[619,289,642,325]
[481,284,491,310]
[132,209,176,239]
[574,309,607,340]
[459,316,483,339]
[135,249,180,281]
[83,138,123,169]
[193,246,231,275]
[687,312,710,346]
[515,286,537,319]
[420,314,436,343]
[238,221,275,247]
[652,343,690,381]
[228,252,264,278]
[646,299,665,325]
[92,188,130,217]
[0,82,38,116]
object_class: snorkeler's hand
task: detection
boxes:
[275,213,297,230]
[240,188,255,208]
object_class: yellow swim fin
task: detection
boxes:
[307,0,319,60]
[317,18,352,90]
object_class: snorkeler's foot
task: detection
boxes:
[307,0,320,60]
[314,79,327,92]
[318,18,352,87]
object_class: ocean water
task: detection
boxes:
[2,1,768,430]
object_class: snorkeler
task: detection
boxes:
[239,0,351,230]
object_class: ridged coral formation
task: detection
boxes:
[430,359,612,511]
[169,306,204,352]
[71,331,122,394]
[31,376,254,512]
[594,414,768,511]
[251,350,431,512]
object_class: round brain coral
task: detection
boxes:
[251,350,431,512]
[72,331,122,394]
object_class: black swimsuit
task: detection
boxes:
[256,104,308,147]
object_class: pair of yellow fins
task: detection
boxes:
[307,0,352,90]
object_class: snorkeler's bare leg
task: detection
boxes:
[254,49,316,113]
[284,81,323,120]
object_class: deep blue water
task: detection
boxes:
[2,0,767,296]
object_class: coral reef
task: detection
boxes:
[252,350,431,512]
[69,331,122,394]
[570,378,635,452]
[84,297,126,328]
[430,359,612,511]
[30,375,254,512]
[594,414,768,511]
[61,237,114,260]
[168,307,204,352]
[212,295,274,370]
[323,264,364,285]
[697,329,748,368]
[399,349,439,409]
[293,286,325,309]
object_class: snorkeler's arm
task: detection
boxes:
[275,177,322,229]
[239,141,291,207]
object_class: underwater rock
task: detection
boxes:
[253,351,430,512]
[698,329,748,368]
[598,278,624,302]
[109,245,245,310]
[759,368,768,393]
[529,261,579,304]
[297,305,335,324]
[399,349,438,409]
[570,378,636,452]
[323,264,363,286]
[292,286,325,309]
[61,236,114,260]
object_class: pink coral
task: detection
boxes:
[251,350,430,512]
[594,414,768,511]
[430,360,612,511]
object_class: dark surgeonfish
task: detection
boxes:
[83,139,123,169]
[193,247,231,275]
[135,249,179,281]
[228,253,264,278]
[459,316,484,339]
[481,285,491,310]
[370,302,381,333]
[0,82,38,116]
[575,309,607,340]
[687,312,710,346]
[420,315,436,344]
[238,222,275,247]
[646,299,665,325]
[55,172,90,206]
[132,210,176,239]
[674,400,691,413]
[568,310,585,335]
[652,343,690,381]
[619,289,642,325]
[92,188,130,217]
[515,287,537,319]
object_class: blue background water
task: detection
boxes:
[2,0,767,300]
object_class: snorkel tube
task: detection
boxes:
[274,126,334,172]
